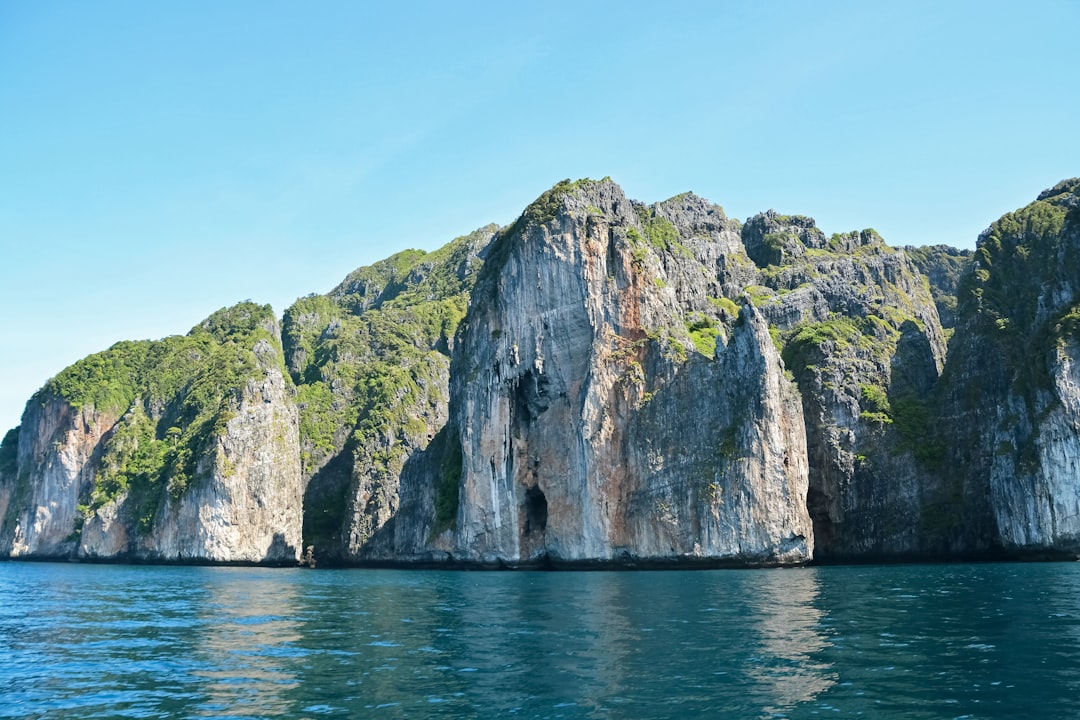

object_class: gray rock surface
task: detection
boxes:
[0,304,303,564]
[447,179,813,565]
[937,179,1080,557]
[1,399,112,558]
[3,177,1080,567]
[80,367,302,564]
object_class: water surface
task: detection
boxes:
[2,561,1078,718]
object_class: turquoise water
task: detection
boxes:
[2,562,1079,718]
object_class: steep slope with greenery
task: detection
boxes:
[3,178,1080,567]
[711,209,950,558]
[0,302,303,563]
[937,179,1080,556]
[905,244,973,330]
[281,226,496,562]
[75,304,284,507]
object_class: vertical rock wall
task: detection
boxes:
[940,179,1080,557]
[85,367,303,564]
[1,399,115,557]
[449,180,814,565]
[4,178,1080,567]
[2,305,304,565]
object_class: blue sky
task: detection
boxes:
[1,0,1078,433]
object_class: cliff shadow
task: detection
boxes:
[301,444,354,565]
[362,423,456,562]
[263,532,299,567]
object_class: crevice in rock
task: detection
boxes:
[514,369,555,424]
[523,485,548,536]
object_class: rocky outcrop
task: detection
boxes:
[0,399,115,558]
[0,303,302,564]
[904,244,973,329]
[738,213,950,559]
[79,365,302,564]
[281,226,496,564]
[938,178,1080,557]
[444,179,813,566]
[1030,340,1080,547]
[4,177,1080,568]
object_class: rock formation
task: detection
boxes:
[937,179,1080,557]
[280,226,495,563]
[0,303,302,564]
[445,180,812,566]
[1,177,1078,567]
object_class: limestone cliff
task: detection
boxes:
[0,303,302,564]
[733,212,951,559]
[0,398,115,558]
[443,180,813,565]
[939,179,1080,556]
[281,227,495,563]
[4,177,1080,568]
[904,244,973,330]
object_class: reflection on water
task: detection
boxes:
[4,562,1080,718]
[746,569,834,716]
[193,571,303,717]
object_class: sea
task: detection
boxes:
[2,560,1079,719]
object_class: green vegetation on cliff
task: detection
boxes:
[479,179,610,287]
[11,176,1079,566]
[904,244,973,329]
[44,342,147,417]
[780,310,943,467]
[635,205,684,254]
[46,302,283,519]
[956,179,1079,400]
[284,228,492,479]
[781,316,863,375]
[685,313,721,358]
[283,226,495,554]
[93,406,167,529]
[431,428,462,537]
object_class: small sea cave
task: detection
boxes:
[523,485,548,536]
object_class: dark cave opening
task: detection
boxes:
[524,485,548,535]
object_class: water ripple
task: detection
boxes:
[3,562,1080,718]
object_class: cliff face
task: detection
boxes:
[939,179,1080,556]
[904,244,973,330]
[0,399,114,558]
[735,214,950,559]
[3,177,1080,567]
[445,180,813,565]
[280,227,495,563]
[78,364,302,564]
[1033,340,1080,548]
[0,303,302,564]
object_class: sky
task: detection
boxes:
[1,0,1078,433]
